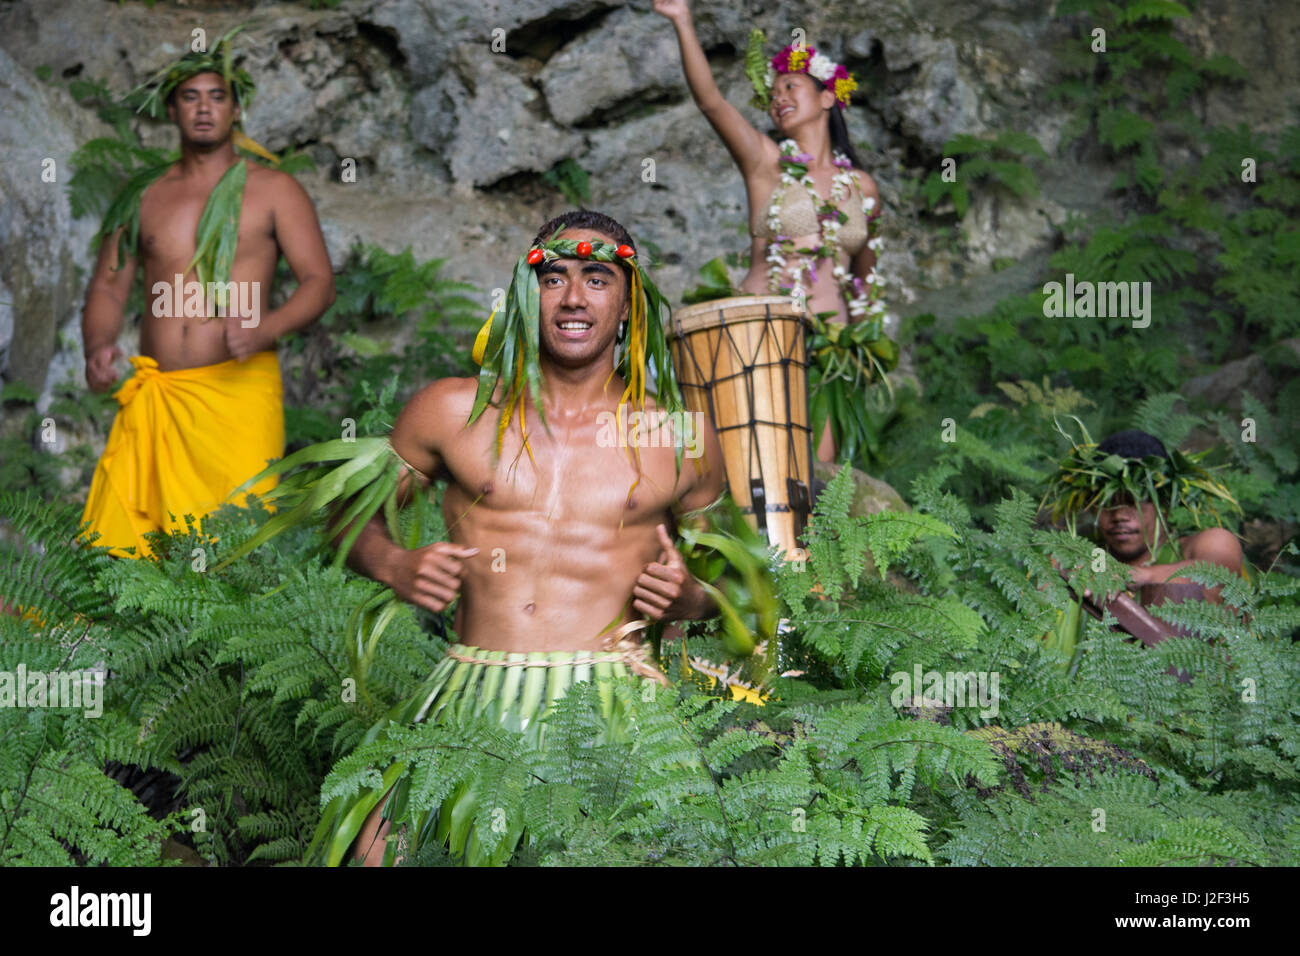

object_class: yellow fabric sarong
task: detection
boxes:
[79,352,285,558]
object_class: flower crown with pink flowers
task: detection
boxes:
[747,30,858,109]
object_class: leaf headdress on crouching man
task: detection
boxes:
[1040,416,1242,559]
[1036,417,1243,669]
[75,26,281,310]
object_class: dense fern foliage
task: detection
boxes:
[2,444,1296,865]
[0,491,452,865]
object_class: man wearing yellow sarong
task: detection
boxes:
[78,31,335,558]
[80,353,286,558]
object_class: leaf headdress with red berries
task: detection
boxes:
[469,233,685,468]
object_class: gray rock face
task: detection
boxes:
[889,37,987,154]
[367,0,621,86]
[0,275,13,374]
[0,45,101,393]
[364,0,452,88]
[1,0,1296,473]
[538,8,687,126]
[814,460,909,516]
[412,47,583,187]
[1183,339,1300,413]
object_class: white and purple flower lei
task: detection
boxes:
[765,139,885,321]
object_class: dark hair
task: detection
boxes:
[532,210,635,251]
[532,210,636,303]
[1097,429,1170,461]
[819,83,865,170]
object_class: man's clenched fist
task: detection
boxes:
[86,344,123,393]
[632,524,709,622]
[223,313,269,362]
[385,541,479,614]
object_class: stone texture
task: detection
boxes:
[538,8,687,126]
[578,92,753,295]
[0,45,102,393]
[1182,339,1300,414]
[1,0,1296,465]
[1182,0,1300,136]
[814,461,909,515]
[0,275,14,373]
[366,0,621,87]
[412,47,583,187]
[884,34,987,154]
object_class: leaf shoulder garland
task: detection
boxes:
[97,154,265,310]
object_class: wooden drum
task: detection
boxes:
[669,295,814,556]
[1138,581,1209,640]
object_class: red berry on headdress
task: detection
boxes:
[615,244,635,259]
[576,241,593,257]
[526,248,543,265]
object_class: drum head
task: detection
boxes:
[669,295,809,338]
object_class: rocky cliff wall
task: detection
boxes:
[1,0,1296,418]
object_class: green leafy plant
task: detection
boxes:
[541,158,591,206]
[745,29,772,110]
[680,257,739,305]
[918,131,1047,218]
[280,243,484,446]
[808,313,899,470]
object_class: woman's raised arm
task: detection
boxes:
[655,0,774,178]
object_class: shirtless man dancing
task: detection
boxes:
[80,38,334,557]
[338,210,725,865]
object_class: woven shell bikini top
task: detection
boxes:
[749,175,872,257]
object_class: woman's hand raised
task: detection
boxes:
[653,0,691,25]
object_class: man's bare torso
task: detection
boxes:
[138,158,279,371]
[403,378,708,653]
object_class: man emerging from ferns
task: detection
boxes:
[1041,427,1244,663]
[1089,431,1243,591]
[330,210,728,865]
[78,29,335,558]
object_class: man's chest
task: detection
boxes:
[443,416,685,524]
[138,179,271,263]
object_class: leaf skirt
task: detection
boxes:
[312,643,650,866]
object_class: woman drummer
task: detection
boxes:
[655,0,886,462]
